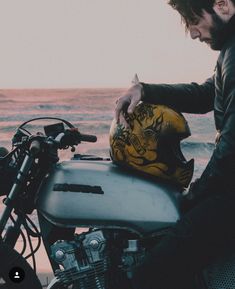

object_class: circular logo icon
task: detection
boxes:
[9,267,25,283]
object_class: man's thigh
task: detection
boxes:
[132,194,235,289]
[178,194,235,242]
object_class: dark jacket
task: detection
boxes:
[141,15,235,195]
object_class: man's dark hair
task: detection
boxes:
[168,0,235,26]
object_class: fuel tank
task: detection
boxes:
[37,159,181,234]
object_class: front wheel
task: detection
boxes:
[0,243,42,289]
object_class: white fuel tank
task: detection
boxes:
[37,159,181,234]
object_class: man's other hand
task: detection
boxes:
[181,178,209,213]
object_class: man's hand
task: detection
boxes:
[181,181,199,213]
[181,178,210,213]
[115,83,144,128]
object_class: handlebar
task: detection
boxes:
[17,126,97,156]
[79,133,97,143]
[64,128,97,144]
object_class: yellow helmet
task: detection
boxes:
[110,103,194,188]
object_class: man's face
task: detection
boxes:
[187,10,226,50]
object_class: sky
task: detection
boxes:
[0,0,218,88]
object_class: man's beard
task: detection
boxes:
[210,13,227,50]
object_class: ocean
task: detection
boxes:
[0,88,215,179]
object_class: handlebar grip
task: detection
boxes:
[79,134,97,143]
[29,140,41,155]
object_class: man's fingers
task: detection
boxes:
[115,83,142,122]
[115,95,131,123]
[127,98,140,114]
[115,99,124,123]
[119,112,130,129]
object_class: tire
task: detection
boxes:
[0,243,42,289]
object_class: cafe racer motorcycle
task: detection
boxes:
[0,116,235,289]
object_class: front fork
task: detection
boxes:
[0,153,34,241]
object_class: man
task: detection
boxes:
[115,0,235,288]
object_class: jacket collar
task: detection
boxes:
[218,14,235,50]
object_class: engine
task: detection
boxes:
[50,229,145,289]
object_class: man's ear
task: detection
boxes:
[214,0,229,15]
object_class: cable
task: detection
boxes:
[25,215,41,237]
[19,229,27,256]
[24,236,41,261]
[19,117,74,129]
[23,215,41,262]
[10,215,27,256]
[26,227,36,272]
[18,127,31,136]
[20,214,40,272]
[22,216,40,238]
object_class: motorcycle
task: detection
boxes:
[0,116,235,289]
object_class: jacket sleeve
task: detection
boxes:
[194,44,235,194]
[141,77,215,114]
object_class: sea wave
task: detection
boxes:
[182,141,215,153]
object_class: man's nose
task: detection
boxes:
[189,27,200,40]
